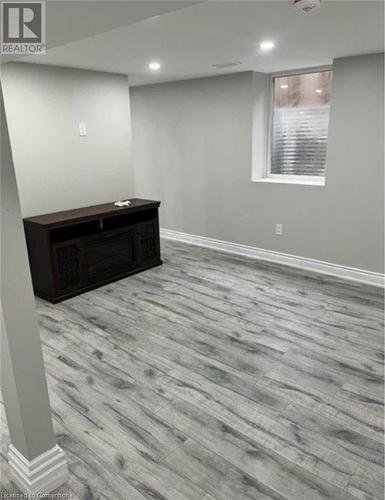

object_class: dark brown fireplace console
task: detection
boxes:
[23,199,162,303]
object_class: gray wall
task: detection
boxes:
[2,63,133,217]
[131,54,384,273]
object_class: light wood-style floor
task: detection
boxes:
[1,239,384,500]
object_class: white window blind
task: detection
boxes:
[270,70,333,178]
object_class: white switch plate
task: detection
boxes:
[79,122,87,136]
[275,223,283,235]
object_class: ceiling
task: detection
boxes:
[0,1,199,63]
[4,0,384,86]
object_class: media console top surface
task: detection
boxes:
[24,199,161,228]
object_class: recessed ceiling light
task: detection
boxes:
[148,61,161,71]
[260,40,275,51]
[280,84,289,89]
[315,88,322,93]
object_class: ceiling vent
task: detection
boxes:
[212,61,242,69]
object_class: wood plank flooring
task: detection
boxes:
[1,239,384,500]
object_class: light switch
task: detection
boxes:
[79,122,87,136]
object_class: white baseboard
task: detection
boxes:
[160,228,384,288]
[8,444,68,495]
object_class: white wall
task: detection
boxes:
[131,54,384,274]
[2,63,133,217]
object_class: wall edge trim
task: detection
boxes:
[8,444,68,495]
[160,228,384,288]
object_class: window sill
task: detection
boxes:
[253,177,325,186]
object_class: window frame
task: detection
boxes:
[265,65,333,185]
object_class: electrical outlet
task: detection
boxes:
[79,122,87,136]
[275,223,283,235]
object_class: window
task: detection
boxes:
[267,69,333,183]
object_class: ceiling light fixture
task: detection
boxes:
[260,40,275,51]
[315,88,322,93]
[280,84,289,89]
[148,61,161,71]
